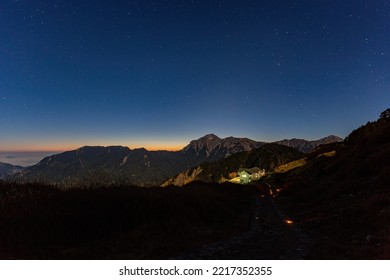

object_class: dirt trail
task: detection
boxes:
[175,194,312,259]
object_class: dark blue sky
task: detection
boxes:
[1,0,389,151]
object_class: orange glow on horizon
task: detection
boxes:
[144,145,182,151]
[0,143,185,153]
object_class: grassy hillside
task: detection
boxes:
[168,143,304,185]
[270,110,390,259]
[0,181,256,259]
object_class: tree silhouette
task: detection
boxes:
[379,108,390,120]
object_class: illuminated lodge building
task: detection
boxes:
[238,167,265,184]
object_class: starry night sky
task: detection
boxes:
[1,0,389,152]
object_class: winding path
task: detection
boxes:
[175,193,312,260]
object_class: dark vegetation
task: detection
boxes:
[271,109,390,259]
[0,181,256,259]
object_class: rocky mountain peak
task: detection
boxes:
[181,134,265,162]
[182,134,221,153]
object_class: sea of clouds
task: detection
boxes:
[0,152,59,167]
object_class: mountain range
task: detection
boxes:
[274,135,343,153]
[9,134,342,186]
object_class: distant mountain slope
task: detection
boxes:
[15,146,185,186]
[0,162,24,179]
[274,135,343,153]
[164,143,304,186]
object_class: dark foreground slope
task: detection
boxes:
[0,181,255,259]
[272,109,390,259]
